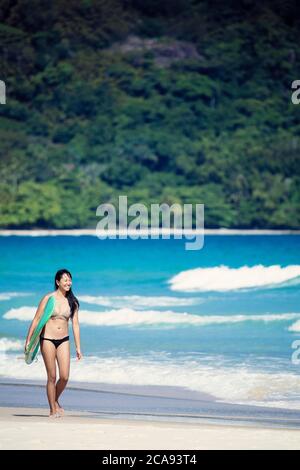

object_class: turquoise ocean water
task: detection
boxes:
[1,234,300,411]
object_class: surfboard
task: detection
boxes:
[25,295,55,364]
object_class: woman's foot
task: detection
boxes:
[55,401,64,416]
[49,411,60,419]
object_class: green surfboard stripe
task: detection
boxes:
[25,295,55,365]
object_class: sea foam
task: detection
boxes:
[3,306,300,327]
[1,351,300,410]
[0,292,32,301]
[168,264,300,292]
[0,337,23,352]
[78,295,203,308]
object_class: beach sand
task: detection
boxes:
[1,406,300,450]
[1,379,300,450]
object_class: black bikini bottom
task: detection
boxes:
[40,336,69,349]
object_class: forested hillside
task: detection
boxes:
[0,0,299,228]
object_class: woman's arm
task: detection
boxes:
[24,294,49,352]
[71,307,82,360]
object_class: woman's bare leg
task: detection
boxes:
[55,340,70,414]
[40,340,57,416]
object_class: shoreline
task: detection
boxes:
[2,378,300,430]
[0,228,300,236]
[1,380,300,449]
[1,405,300,450]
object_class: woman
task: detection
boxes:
[25,269,82,418]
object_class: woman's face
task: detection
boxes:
[56,273,72,291]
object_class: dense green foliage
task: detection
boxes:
[0,0,299,228]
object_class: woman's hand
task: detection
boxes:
[24,341,30,353]
[76,349,83,360]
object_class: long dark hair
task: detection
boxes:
[54,269,79,318]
